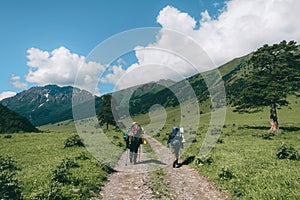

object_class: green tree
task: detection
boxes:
[234,40,300,131]
[97,94,116,130]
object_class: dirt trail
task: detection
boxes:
[98,135,229,200]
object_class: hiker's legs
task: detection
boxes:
[133,146,139,164]
[173,145,180,168]
[129,150,134,163]
[129,145,139,164]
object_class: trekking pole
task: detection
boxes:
[125,148,128,166]
[138,145,141,163]
[179,149,180,164]
[141,145,143,162]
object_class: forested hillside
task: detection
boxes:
[0,104,38,133]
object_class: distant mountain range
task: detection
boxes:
[0,104,38,133]
[1,85,93,126]
[0,54,249,127]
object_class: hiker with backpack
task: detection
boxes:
[124,122,144,164]
[167,126,184,168]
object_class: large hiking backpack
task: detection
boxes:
[129,124,142,137]
[124,123,143,148]
[169,126,183,146]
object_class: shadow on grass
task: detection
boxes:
[240,125,300,132]
[280,126,300,132]
[176,156,195,168]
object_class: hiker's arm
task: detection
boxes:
[167,134,171,147]
[139,137,143,145]
[166,135,170,147]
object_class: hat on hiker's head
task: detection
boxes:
[132,122,137,125]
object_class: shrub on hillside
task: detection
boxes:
[276,143,299,160]
[262,132,275,140]
[52,158,79,184]
[0,156,22,199]
[0,156,18,171]
[3,135,12,139]
[217,138,224,143]
[64,135,84,148]
[75,152,90,161]
[32,183,66,200]
[194,155,213,165]
[218,167,235,180]
[34,157,91,199]
[0,172,23,199]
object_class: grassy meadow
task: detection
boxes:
[1,95,299,199]
[0,120,124,199]
[135,95,300,199]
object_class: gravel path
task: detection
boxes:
[98,135,229,200]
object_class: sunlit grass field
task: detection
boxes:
[0,120,124,199]
[1,95,299,199]
[135,95,300,199]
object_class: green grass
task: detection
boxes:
[145,142,171,199]
[191,126,300,199]
[1,95,299,199]
[148,169,171,199]
[134,95,300,199]
[0,120,124,199]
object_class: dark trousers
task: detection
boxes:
[129,139,140,164]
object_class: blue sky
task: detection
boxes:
[0,0,299,99]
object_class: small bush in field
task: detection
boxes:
[0,172,23,199]
[0,156,22,199]
[32,182,67,200]
[217,138,224,143]
[218,167,235,180]
[276,143,299,160]
[194,155,213,165]
[64,135,84,148]
[262,132,275,140]
[113,135,119,139]
[51,158,79,184]
[0,156,18,171]
[4,135,12,139]
[75,152,90,160]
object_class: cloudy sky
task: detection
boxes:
[0,0,299,100]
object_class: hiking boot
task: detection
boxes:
[172,160,176,168]
[173,159,178,168]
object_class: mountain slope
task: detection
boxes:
[120,54,250,116]
[0,104,38,133]
[0,54,250,126]
[1,85,93,126]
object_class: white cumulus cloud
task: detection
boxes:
[0,91,16,101]
[159,0,300,66]
[101,0,300,90]
[157,5,196,34]
[25,46,105,95]
[10,75,28,89]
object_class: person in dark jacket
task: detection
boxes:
[124,122,143,164]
